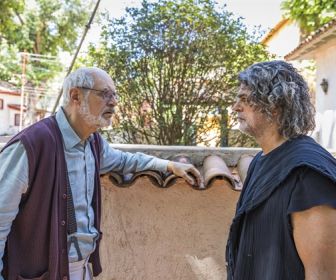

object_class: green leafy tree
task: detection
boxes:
[282,0,336,36]
[0,0,25,44]
[0,0,91,85]
[1,0,90,55]
[0,0,92,126]
[84,0,270,146]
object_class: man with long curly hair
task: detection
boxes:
[226,61,336,279]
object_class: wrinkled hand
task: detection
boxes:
[167,161,205,189]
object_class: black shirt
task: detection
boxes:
[227,136,336,280]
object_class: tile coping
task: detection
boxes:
[0,141,259,166]
[1,142,334,167]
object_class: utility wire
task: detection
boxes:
[18,52,58,59]
[52,0,101,113]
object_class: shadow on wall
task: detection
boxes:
[186,255,226,279]
[98,178,238,280]
[96,154,254,280]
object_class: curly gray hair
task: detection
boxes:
[238,60,315,139]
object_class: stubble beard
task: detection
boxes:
[239,117,270,140]
[79,100,111,128]
[239,120,260,139]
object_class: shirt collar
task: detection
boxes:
[55,107,83,149]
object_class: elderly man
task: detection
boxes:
[0,67,203,280]
[226,61,336,279]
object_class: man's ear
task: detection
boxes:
[271,108,281,124]
[69,88,82,105]
[272,107,279,117]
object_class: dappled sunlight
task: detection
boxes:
[186,255,226,280]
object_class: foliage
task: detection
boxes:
[0,0,25,44]
[84,0,270,146]
[281,0,336,36]
[0,43,63,87]
[0,45,21,83]
[0,0,91,86]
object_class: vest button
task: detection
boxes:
[63,193,67,199]
[61,220,66,226]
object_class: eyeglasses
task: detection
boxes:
[79,87,118,103]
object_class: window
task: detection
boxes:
[0,99,3,110]
[14,114,20,126]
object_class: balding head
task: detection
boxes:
[62,67,113,106]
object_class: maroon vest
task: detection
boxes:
[1,116,103,279]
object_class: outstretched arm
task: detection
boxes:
[99,137,204,188]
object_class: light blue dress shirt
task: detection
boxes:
[0,108,169,275]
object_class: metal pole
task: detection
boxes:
[52,0,101,113]
[219,107,228,147]
[19,52,27,131]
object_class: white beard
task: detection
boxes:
[79,100,110,128]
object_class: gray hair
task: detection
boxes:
[62,67,96,106]
[238,60,315,139]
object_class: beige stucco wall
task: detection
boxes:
[97,176,240,280]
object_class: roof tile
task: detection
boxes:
[285,18,336,60]
[104,154,254,191]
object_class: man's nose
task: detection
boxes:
[232,100,241,112]
[107,95,118,106]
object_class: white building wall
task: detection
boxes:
[312,45,336,150]
[8,110,20,135]
[315,45,336,113]
[0,94,21,135]
[0,99,9,135]
[265,22,301,58]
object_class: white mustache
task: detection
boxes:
[103,108,115,114]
